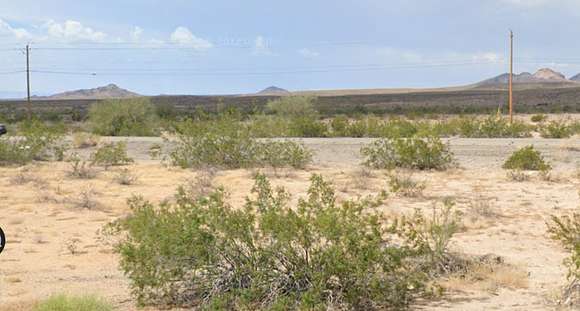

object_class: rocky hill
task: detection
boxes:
[45,84,140,100]
[475,68,575,88]
[256,86,291,95]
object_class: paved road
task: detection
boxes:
[95,137,580,170]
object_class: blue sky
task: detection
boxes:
[1,0,580,97]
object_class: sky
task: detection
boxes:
[2,0,580,97]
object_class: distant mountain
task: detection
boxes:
[475,68,575,88]
[256,86,290,95]
[570,73,580,82]
[44,84,140,100]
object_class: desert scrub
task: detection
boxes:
[503,145,551,171]
[531,114,548,123]
[170,123,313,169]
[258,140,312,169]
[539,120,572,138]
[105,174,434,310]
[395,198,462,274]
[0,120,65,166]
[72,132,100,148]
[89,98,159,136]
[33,294,113,311]
[91,142,134,169]
[548,213,580,305]
[361,136,454,170]
[388,172,426,197]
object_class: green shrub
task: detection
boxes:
[531,114,548,123]
[395,198,462,273]
[539,120,572,138]
[502,145,551,171]
[91,142,134,169]
[288,116,328,137]
[0,120,65,166]
[105,174,431,309]
[361,136,454,170]
[259,140,312,169]
[89,98,158,136]
[548,213,580,305]
[33,294,113,311]
[266,96,317,117]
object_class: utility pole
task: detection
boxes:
[25,44,32,119]
[509,30,514,123]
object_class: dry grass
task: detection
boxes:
[441,261,529,294]
[388,171,426,198]
[113,168,139,185]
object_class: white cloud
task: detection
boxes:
[130,26,143,42]
[44,20,107,42]
[472,52,503,63]
[0,18,31,39]
[253,35,272,55]
[170,26,212,50]
[298,48,320,58]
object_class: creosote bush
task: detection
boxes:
[170,117,312,169]
[89,98,158,136]
[539,120,572,139]
[361,136,454,170]
[502,145,551,171]
[548,213,580,305]
[91,142,134,169]
[0,119,65,166]
[105,174,449,310]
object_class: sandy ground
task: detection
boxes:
[1,137,580,310]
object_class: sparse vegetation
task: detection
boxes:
[91,142,134,169]
[539,120,572,138]
[33,294,113,311]
[68,154,97,179]
[503,145,551,171]
[531,114,548,123]
[114,168,139,185]
[361,136,454,170]
[388,172,426,197]
[0,119,65,166]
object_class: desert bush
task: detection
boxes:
[89,98,158,136]
[469,116,532,138]
[0,120,65,166]
[170,124,313,169]
[114,168,139,185]
[531,114,548,123]
[258,140,312,169]
[539,120,572,138]
[503,145,551,171]
[91,142,134,169]
[361,136,454,170]
[74,187,99,209]
[106,174,435,309]
[548,213,580,305]
[73,132,100,148]
[388,172,426,197]
[33,294,113,311]
[266,96,317,117]
[68,154,97,179]
[395,198,462,274]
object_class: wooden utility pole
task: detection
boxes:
[25,44,32,118]
[509,30,514,123]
